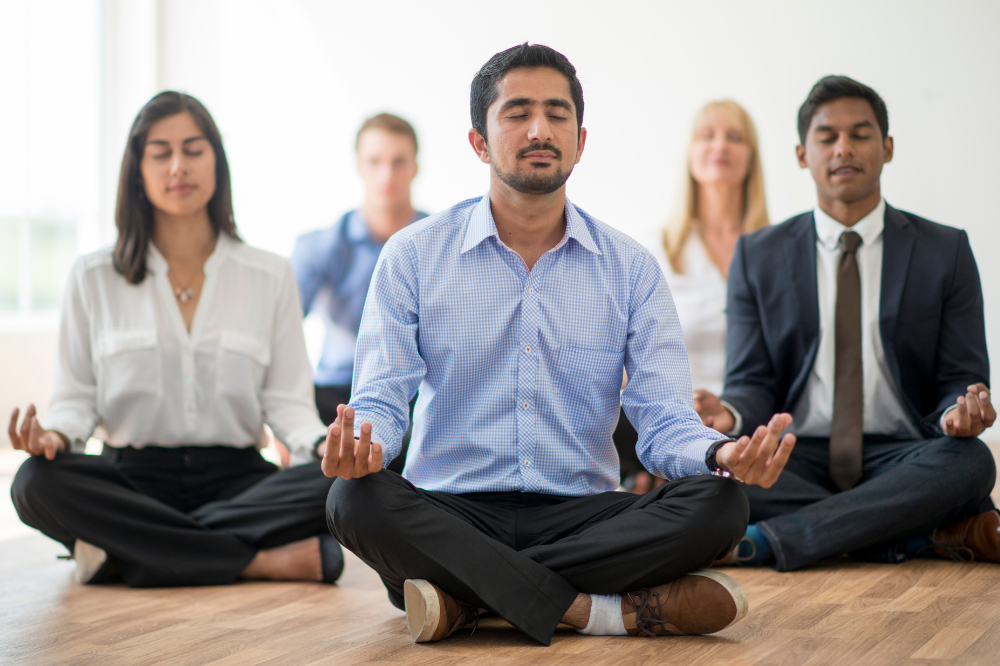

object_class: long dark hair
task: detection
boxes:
[113,91,239,284]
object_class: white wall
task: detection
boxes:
[5,0,999,443]
[156,0,999,366]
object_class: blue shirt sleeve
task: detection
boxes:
[349,235,426,464]
[621,250,724,479]
[289,228,336,316]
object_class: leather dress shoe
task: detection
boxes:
[403,579,479,642]
[931,510,1000,563]
[622,570,748,636]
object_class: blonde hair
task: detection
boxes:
[663,100,769,274]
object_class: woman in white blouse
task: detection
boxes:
[621,100,770,492]
[8,92,341,587]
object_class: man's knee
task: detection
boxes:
[665,476,749,542]
[945,437,997,498]
[326,473,398,542]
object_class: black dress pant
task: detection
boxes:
[745,435,997,571]
[11,445,335,587]
[327,471,748,645]
[315,383,414,475]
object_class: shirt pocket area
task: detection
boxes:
[96,328,163,413]
[555,345,624,437]
[217,330,270,404]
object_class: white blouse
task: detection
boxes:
[642,231,728,395]
[44,234,327,465]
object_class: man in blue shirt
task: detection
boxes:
[320,44,796,646]
[290,113,427,429]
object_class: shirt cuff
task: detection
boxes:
[41,417,92,454]
[679,438,715,477]
[940,404,959,431]
[719,400,743,436]
[351,417,398,469]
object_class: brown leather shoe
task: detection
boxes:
[622,570,748,636]
[403,579,479,642]
[931,511,1000,563]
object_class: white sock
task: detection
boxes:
[577,593,627,635]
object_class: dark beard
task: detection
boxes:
[489,142,574,195]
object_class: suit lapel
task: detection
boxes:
[879,203,917,386]
[783,213,820,402]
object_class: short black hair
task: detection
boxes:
[471,43,584,142]
[797,75,889,145]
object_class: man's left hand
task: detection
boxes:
[943,383,995,438]
[716,413,796,488]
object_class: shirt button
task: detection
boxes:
[523,459,531,466]
[523,402,530,409]
[524,346,531,353]
[528,287,534,294]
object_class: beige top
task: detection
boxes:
[642,231,727,395]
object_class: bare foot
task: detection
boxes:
[240,536,322,581]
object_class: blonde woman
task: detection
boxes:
[656,100,769,393]
[620,101,769,492]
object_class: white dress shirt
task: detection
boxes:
[789,199,920,438]
[44,234,327,465]
[643,231,728,394]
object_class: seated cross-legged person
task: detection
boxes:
[9,91,342,587]
[696,76,997,571]
[319,43,796,646]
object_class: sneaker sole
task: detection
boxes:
[73,539,108,585]
[404,579,442,642]
[689,569,749,627]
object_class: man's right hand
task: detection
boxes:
[320,404,383,479]
[693,389,735,434]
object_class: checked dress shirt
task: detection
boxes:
[350,192,726,495]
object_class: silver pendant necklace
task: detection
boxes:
[168,270,199,303]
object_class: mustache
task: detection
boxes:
[517,142,563,160]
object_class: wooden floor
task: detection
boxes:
[2,446,1000,665]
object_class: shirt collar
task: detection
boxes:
[461,191,601,255]
[813,197,886,251]
[346,210,373,243]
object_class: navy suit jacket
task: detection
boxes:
[720,203,989,438]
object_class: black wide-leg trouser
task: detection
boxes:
[327,471,748,645]
[744,435,997,571]
[11,446,335,587]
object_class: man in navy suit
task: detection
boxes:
[696,75,997,571]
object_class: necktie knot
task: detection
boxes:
[841,230,862,255]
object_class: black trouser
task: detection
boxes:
[315,383,414,474]
[744,435,997,571]
[11,445,334,587]
[327,471,748,645]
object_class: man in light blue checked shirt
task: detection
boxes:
[320,43,797,646]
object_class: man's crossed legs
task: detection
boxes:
[731,435,999,571]
[328,471,748,645]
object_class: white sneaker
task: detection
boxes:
[73,539,108,584]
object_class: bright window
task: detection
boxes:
[0,0,101,324]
